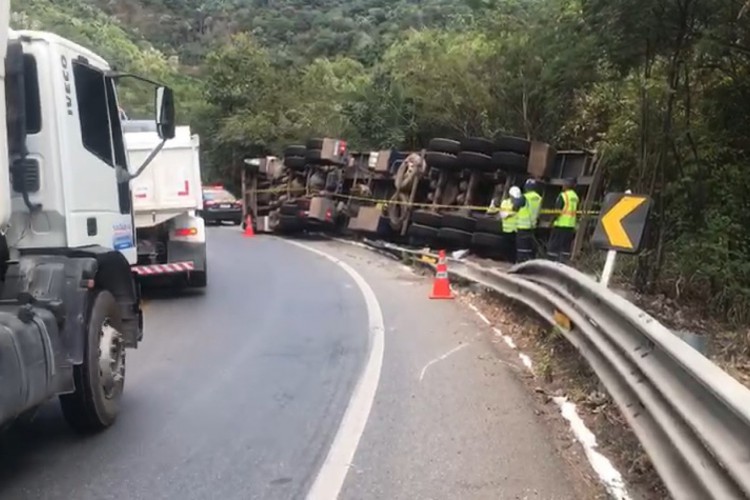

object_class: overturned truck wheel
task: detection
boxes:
[407,223,438,244]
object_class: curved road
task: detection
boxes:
[0,228,597,500]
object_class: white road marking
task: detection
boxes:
[468,303,492,325]
[553,397,632,500]
[400,264,415,274]
[494,327,518,349]
[419,343,469,382]
[485,310,533,374]
[283,240,385,500]
[518,353,534,373]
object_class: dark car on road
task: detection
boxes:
[200,185,242,225]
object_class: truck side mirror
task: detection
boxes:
[155,86,175,140]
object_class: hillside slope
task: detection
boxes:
[12,0,204,120]
[81,0,473,65]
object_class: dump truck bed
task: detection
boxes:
[124,122,202,228]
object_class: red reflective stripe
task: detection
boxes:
[132,261,195,275]
[560,191,576,217]
[178,181,190,196]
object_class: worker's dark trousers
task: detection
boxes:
[502,232,516,263]
[547,227,575,263]
[516,229,534,263]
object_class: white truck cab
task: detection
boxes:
[0,11,176,432]
[7,30,139,262]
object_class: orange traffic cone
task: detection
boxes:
[243,214,255,238]
[429,250,454,300]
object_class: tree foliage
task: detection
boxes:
[14,0,750,324]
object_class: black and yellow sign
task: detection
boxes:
[591,193,651,253]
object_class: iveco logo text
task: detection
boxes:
[61,55,73,116]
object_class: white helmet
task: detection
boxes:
[509,186,522,199]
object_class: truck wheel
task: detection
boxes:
[60,290,125,432]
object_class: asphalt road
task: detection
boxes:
[0,227,591,500]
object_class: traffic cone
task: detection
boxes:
[429,250,454,300]
[243,214,255,238]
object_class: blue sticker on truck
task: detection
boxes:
[113,223,134,250]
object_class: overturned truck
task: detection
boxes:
[242,134,602,260]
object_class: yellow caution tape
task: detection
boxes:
[330,193,600,216]
[246,186,307,194]
[243,188,599,216]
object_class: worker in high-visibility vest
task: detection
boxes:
[515,179,543,262]
[547,178,579,263]
[499,186,523,262]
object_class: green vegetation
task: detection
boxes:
[12,0,750,325]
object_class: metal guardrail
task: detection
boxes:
[356,238,750,498]
[443,259,750,500]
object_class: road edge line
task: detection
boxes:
[283,239,386,500]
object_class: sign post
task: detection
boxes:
[599,250,618,287]
[591,191,652,287]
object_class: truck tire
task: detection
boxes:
[277,215,303,233]
[456,151,493,171]
[441,213,477,232]
[284,145,307,157]
[491,151,528,173]
[460,137,496,156]
[437,227,472,247]
[427,138,461,155]
[471,232,505,249]
[407,223,438,242]
[495,136,531,156]
[424,151,458,170]
[60,290,125,432]
[284,156,307,170]
[475,215,503,235]
[410,210,442,228]
[280,202,301,216]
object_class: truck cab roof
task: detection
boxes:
[12,29,110,70]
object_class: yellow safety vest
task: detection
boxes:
[516,191,542,230]
[554,189,579,228]
[501,198,517,233]
[526,191,542,228]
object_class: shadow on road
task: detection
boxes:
[0,403,80,488]
[140,284,205,302]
